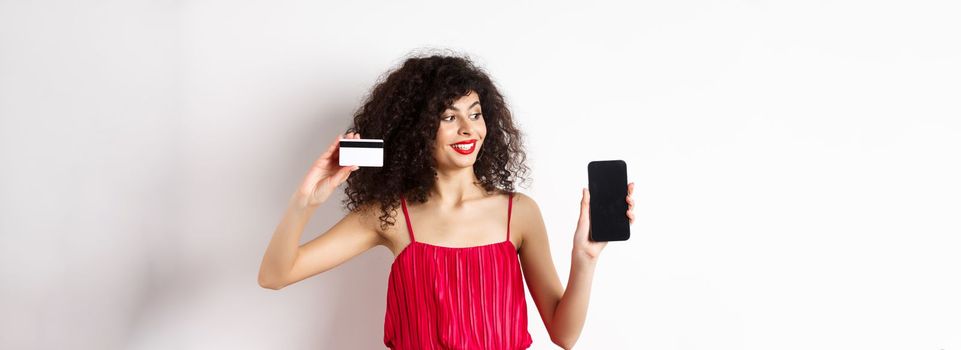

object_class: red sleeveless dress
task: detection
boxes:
[383,193,533,349]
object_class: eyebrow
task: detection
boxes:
[446,100,481,112]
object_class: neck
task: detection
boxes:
[429,166,485,206]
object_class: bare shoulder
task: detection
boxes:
[348,200,390,235]
[348,199,406,251]
[510,191,541,214]
[509,191,547,248]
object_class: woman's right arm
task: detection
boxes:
[257,132,384,290]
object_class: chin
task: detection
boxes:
[436,147,481,169]
[446,158,476,169]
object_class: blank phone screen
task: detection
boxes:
[587,160,630,241]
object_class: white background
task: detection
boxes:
[1,0,959,349]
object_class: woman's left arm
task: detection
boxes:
[516,183,635,349]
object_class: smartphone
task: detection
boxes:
[338,139,384,167]
[587,160,630,241]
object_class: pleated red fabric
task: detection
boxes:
[383,193,533,350]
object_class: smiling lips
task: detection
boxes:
[450,139,477,155]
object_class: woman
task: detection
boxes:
[258,53,635,350]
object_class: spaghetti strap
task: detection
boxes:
[384,190,533,349]
[506,192,514,242]
[400,196,415,242]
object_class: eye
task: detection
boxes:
[441,113,482,122]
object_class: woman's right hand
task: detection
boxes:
[291,132,361,209]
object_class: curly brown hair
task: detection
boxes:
[342,51,530,231]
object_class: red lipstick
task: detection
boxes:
[449,139,477,155]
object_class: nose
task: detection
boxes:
[457,117,474,136]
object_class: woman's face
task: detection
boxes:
[432,90,487,171]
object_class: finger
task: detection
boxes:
[627,210,634,224]
[578,188,590,216]
[331,164,358,185]
[576,188,592,232]
[581,188,591,218]
[626,195,634,207]
[333,167,350,185]
[318,132,355,169]
[628,182,634,195]
[319,133,343,159]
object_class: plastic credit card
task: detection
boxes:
[338,139,383,167]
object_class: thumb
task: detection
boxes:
[330,166,359,186]
[577,187,591,229]
[581,187,590,209]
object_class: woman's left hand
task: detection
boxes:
[573,182,635,261]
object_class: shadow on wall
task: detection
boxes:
[286,109,396,349]
[298,101,395,349]
[120,100,396,348]
[313,238,393,349]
